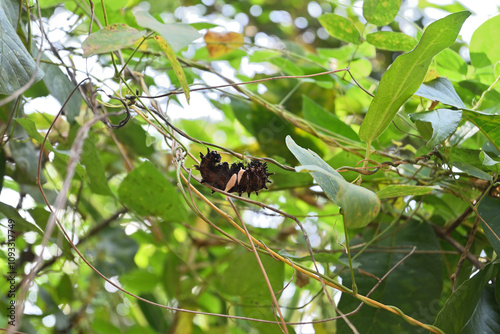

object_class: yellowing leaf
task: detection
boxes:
[318,14,361,45]
[82,24,146,57]
[154,36,190,104]
[204,31,244,58]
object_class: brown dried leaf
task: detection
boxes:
[204,31,244,58]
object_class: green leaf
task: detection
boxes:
[121,268,159,294]
[15,118,54,150]
[461,286,500,334]
[409,109,462,147]
[82,24,146,57]
[286,136,380,228]
[219,251,284,299]
[118,160,188,222]
[249,50,281,62]
[0,0,19,27]
[359,11,470,144]
[376,185,433,199]
[269,57,304,76]
[40,56,82,123]
[80,136,112,196]
[470,14,500,68]
[219,251,288,334]
[0,201,43,234]
[434,49,468,80]
[480,151,500,167]
[51,151,88,184]
[56,274,74,304]
[231,99,321,164]
[9,137,45,185]
[463,110,500,152]
[0,148,5,194]
[27,207,50,231]
[434,261,500,334]
[137,293,170,332]
[338,220,443,333]
[478,197,500,256]
[415,77,466,108]
[318,14,360,44]
[114,120,155,157]
[0,5,44,94]
[366,31,416,51]
[363,0,402,26]
[302,95,360,143]
[154,35,190,104]
[95,227,139,276]
[134,10,201,51]
[450,161,493,180]
[14,118,90,182]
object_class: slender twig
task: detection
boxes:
[138,68,350,99]
[432,224,484,269]
[228,198,289,334]
[451,216,480,291]
[473,73,500,110]
[346,69,373,97]
[344,221,358,295]
[445,206,473,235]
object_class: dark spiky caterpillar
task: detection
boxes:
[194,149,273,197]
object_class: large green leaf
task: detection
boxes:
[318,14,360,44]
[0,0,18,27]
[359,11,470,144]
[363,0,402,26]
[470,14,500,68]
[461,286,500,334]
[415,77,466,108]
[118,160,188,222]
[409,109,462,147]
[434,261,500,334]
[286,136,380,228]
[82,24,146,57]
[338,220,443,333]
[134,10,201,51]
[0,5,44,95]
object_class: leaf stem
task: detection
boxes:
[343,219,358,295]
[473,72,500,110]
